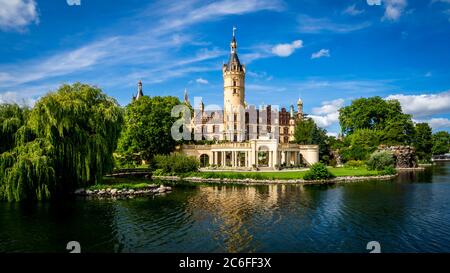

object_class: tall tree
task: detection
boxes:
[414,123,433,161]
[294,118,330,162]
[432,131,450,155]
[117,95,181,165]
[0,83,123,201]
[339,96,415,145]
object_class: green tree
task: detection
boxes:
[0,104,29,153]
[340,129,382,161]
[432,131,450,155]
[339,96,415,145]
[0,83,123,201]
[413,123,433,161]
[294,118,330,163]
[117,95,181,165]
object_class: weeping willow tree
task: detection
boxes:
[0,83,123,201]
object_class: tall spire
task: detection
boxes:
[224,26,242,72]
[230,26,237,53]
[136,80,144,100]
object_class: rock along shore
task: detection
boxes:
[74,184,172,199]
[153,174,398,185]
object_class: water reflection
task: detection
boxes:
[1,163,450,253]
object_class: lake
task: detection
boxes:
[1,162,450,253]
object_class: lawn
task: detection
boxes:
[188,167,383,180]
[88,177,160,190]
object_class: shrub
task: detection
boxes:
[366,151,395,171]
[344,160,365,168]
[153,169,165,176]
[154,153,199,175]
[328,158,337,167]
[380,166,397,175]
[303,163,335,180]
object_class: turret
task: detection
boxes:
[135,80,144,100]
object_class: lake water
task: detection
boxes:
[1,162,450,253]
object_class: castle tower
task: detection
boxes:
[223,27,246,142]
[135,80,144,100]
[297,98,304,120]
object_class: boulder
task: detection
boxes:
[74,188,85,195]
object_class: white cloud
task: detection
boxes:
[386,91,450,118]
[309,99,345,128]
[271,40,303,57]
[343,4,365,16]
[297,14,371,33]
[382,0,407,21]
[66,0,81,6]
[0,0,39,31]
[414,118,450,131]
[0,91,37,106]
[367,0,382,5]
[196,78,209,84]
[311,49,330,59]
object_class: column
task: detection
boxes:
[268,151,272,168]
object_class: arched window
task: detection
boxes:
[199,154,210,167]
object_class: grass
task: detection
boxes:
[187,167,385,181]
[87,177,161,190]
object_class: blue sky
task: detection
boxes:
[1,0,450,135]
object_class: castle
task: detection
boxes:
[134,29,319,170]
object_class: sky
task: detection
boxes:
[0,0,450,136]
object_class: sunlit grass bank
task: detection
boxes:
[187,167,384,180]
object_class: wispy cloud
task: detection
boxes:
[297,14,371,33]
[311,49,330,59]
[0,0,39,32]
[0,0,284,104]
[343,4,365,16]
[196,78,209,84]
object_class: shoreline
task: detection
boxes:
[153,173,398,185]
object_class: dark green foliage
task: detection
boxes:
[303,163,335,180]
[366,151,395,171]
[154,153,199,175]
[294,118,330,163]
[117,96,181,165]
[0,83,123,201]
[379,166,397,175]
[414,123,433,161]
[0,104,29,154]
[340,129,381,161]
[432,131,450,155]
